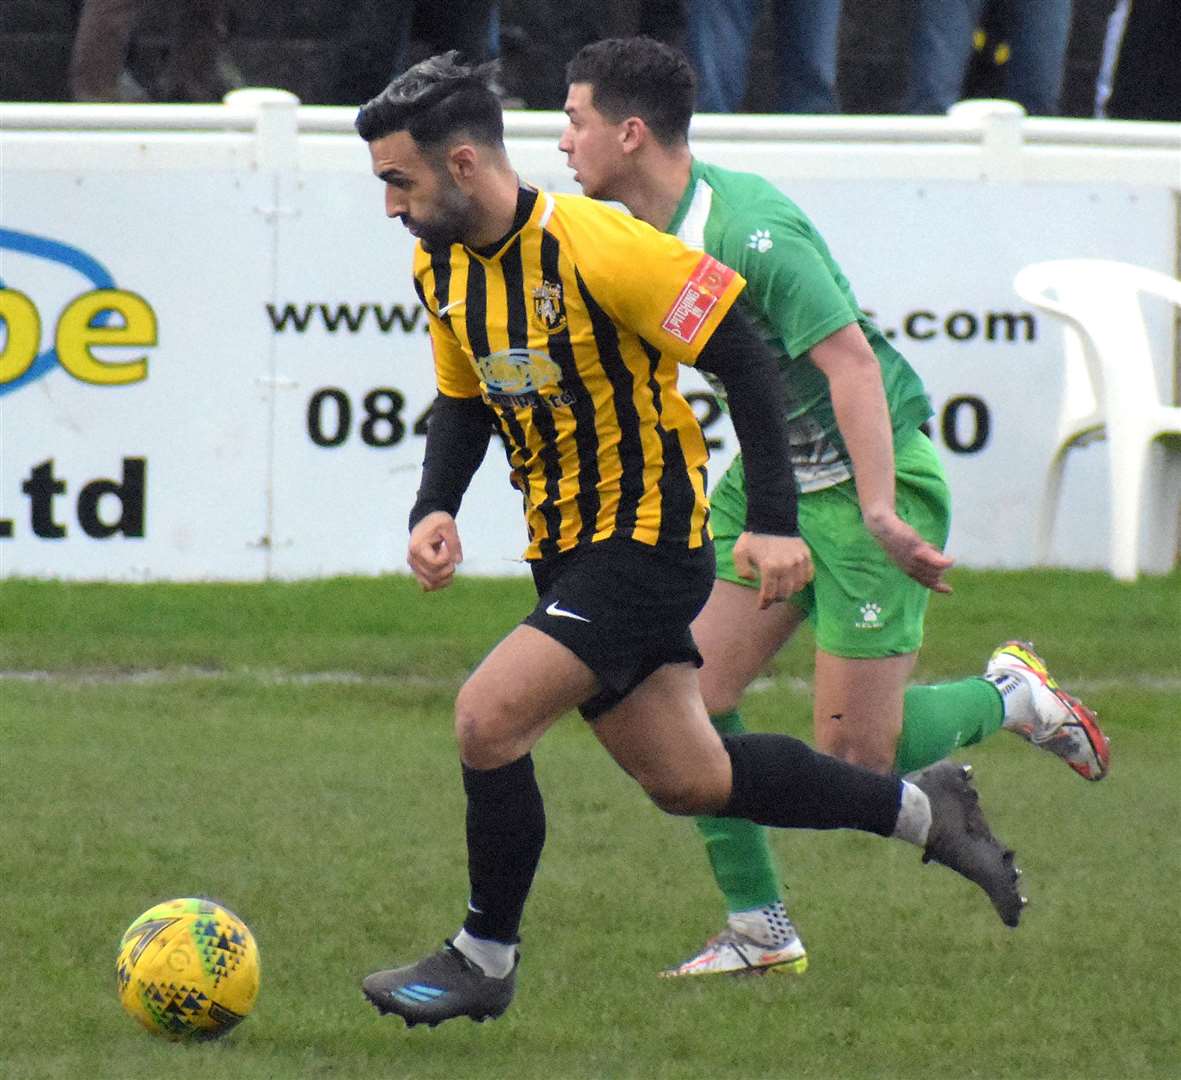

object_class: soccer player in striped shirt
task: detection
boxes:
[353,50,1024,1028]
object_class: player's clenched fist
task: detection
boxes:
[407,510,464,591]
[732,532,814,610]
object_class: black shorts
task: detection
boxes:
[522,537,716,720]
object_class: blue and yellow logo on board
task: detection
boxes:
[0,228,157,396]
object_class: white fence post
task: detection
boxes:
[223,87,301,172]
[949,98,1028,182]
[223,88,302,576]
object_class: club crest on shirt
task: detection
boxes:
[532,279,567,333]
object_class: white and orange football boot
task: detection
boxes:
[659,925,807,978]
[985,640,1110,781]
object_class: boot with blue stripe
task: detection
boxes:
[362,940,517,1027]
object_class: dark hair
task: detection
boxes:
[355,50,504,149]
[565,37,695,146]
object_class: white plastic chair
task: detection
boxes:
[1012,259,1181,580]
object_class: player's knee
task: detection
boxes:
[454,685,508,769]
[454,680,546,769]
[816,729,895,775]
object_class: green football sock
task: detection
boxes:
[694,710,782,913]
[893,677,1004,774]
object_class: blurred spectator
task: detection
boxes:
[1104,0,1181,121]
[450,1,683,110]
[639,0,688,48]
[69,0,241,103]
[686,0,842,113]
[1093,0,1128,117]
[335,1,503,106]
[906,0,1073,116]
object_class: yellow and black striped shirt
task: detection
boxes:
[413,185,745,560]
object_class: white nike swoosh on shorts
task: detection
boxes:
[545,600,591,623]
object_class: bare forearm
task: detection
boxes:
[811,324,953,591]
[828,359,896,529]
[809,324,895,530]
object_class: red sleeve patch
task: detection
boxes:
[660,255,737,343]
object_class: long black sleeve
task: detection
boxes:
[695,304,799,536]
[407,393,496,532]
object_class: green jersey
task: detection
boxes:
[668,158,932,492]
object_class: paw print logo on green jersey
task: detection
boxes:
[856,602,883,629]
[746,229,773,253]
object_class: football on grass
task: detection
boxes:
[115,897,260,1040]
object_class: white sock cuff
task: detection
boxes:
[893,780,933,847]
[983,669,1034,726]
[453,928,516,979]
[728,900,793,946]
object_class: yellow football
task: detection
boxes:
[115,897,260,1040]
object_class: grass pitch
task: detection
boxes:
[1,569,1178,1079]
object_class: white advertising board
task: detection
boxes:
[756,179,1177,571]
[265,170,524,579]
[1,172,276,580]
[1,120,1177,580]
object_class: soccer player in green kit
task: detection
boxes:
[561,36,1111,977]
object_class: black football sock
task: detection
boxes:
[461,753,546,945]
[720,733,901,836]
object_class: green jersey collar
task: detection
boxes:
[666,158,708,236]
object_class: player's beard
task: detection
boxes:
[411,173,475,253]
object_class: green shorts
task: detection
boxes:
[710,429,951,659]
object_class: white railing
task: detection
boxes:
[4,89,1177,189]
[2,90,1179,148]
